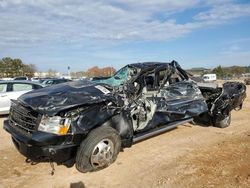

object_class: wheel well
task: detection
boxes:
[102,112,134,148]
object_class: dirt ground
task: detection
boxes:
[0,85,250,188]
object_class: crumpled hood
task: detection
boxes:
[18,81,116,116]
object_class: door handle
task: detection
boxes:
[0,94,7,97]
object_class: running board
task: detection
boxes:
[133,118,193,143]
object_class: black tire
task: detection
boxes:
[75,126,121,173]
[214,113,231,128]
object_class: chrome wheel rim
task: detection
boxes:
[91,138,114,168]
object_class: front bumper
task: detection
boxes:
[4,119,79,164]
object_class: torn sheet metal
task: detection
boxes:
[5,60,247,168]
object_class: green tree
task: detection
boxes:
[230,66,244,78]
[212,65,225,79]
[0,57,36,78]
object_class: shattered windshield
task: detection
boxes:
[93,66,129,87]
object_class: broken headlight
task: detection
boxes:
[38,116,71,135]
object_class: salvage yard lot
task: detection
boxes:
[0,85,250,188]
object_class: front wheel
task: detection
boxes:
[76,126,121,173]
[214,113,231,128]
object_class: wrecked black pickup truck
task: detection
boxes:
[4,61,246,173]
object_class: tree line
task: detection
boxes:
[70,66,116,78]
[85,66,116,77]
[212,65,250,78]
[0,57,117,79]
[188,65,250,79]
[1,56,249,79]
[0,57,36,78]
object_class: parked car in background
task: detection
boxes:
[13,76,29,81]
[31,77,41,82]
[3,61,246,173]
[203,74,217,82]
[42,78,71,86]
[38,77,53,83]
[0,80,44,115]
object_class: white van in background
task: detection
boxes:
[203,74,217,82]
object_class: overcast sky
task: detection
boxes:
[0,0,250,72]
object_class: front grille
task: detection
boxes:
[9,101,40,133]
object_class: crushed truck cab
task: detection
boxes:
[4,61,246,173]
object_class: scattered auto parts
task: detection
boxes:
[3,61,246,173]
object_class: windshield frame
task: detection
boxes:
[92,65,133,87]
